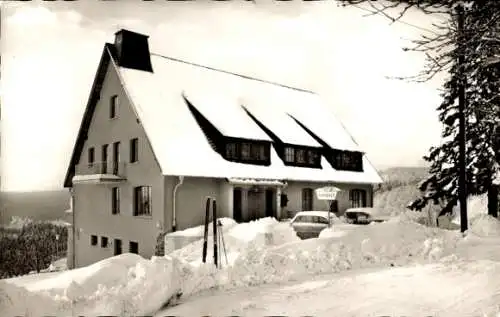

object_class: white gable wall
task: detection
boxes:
[73,60,165,268]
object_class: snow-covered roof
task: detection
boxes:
[184,89,271,141]
[64,34,383,187]
[241,99,321,147]
[293,211,333,218]
[114,51,382,184]
[72,174,125,184]
[227,178,287,186]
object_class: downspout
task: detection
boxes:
[70,187,76,269]
[172,176,185,232]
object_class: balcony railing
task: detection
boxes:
[75,161,127,178]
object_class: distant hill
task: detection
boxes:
[376,166,430,192]
[0,190,69,225]
[373,166,490,226]
[373,166,437,216]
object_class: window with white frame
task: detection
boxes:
[284,147,295,163]
[349,189,367,208]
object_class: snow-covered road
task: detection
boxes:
[158,260,500,317]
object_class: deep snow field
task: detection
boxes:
[1,199,500,317]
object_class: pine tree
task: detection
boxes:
[337,0,500,218]
[408,2,500,217]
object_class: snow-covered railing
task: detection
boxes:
[75,161,127,177]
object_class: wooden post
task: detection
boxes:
[202,197,210,263]
[488,185,499,218]
[212,199,218,268]
[457,3,468,233]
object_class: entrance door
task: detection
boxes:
[114,239,122,255]
[247,190,262,221]
[101,144,108,174]
[233,188,242,223]
[265,189,274,218]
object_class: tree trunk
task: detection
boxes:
[488,185,499,218]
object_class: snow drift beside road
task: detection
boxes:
[2,254,184,316]
[469,214,500,237]
[167,218,237,237]
[3,215,500,316]
[171,217,300,267]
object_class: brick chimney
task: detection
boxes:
[114,29,153,73]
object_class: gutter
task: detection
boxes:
[172,176,184,232]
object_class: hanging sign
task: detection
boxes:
[315,186,342,200]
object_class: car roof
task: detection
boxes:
[292,211,333,219]
[345,207,376,214]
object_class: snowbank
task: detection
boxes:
[4,215,499,316]
[164,218,237,254]
[219,220,463,289]
[0,281,60,316]
[452,194,488,226]
[469,214,500,237]
[167,218,237,237]
[2,254,184,316]
[171,217,300,267]
[175,219,468,297]
[41,258,67,273]
[318,224,358,238]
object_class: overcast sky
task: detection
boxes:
[1,1,446,192]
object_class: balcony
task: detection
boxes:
[73,161,127,184]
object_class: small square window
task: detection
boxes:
[129,241,139,254]
[101,236,109,248]
[90,235,98,246]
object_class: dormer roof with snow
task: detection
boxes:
[63,29,383,187]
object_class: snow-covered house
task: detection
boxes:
[63,29,382,268]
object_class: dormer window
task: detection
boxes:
[331,149,363,172]
[283,146,321,168]
[224,141,270,165]
[110,95,118,119]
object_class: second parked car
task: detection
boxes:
[290,211,336,239]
